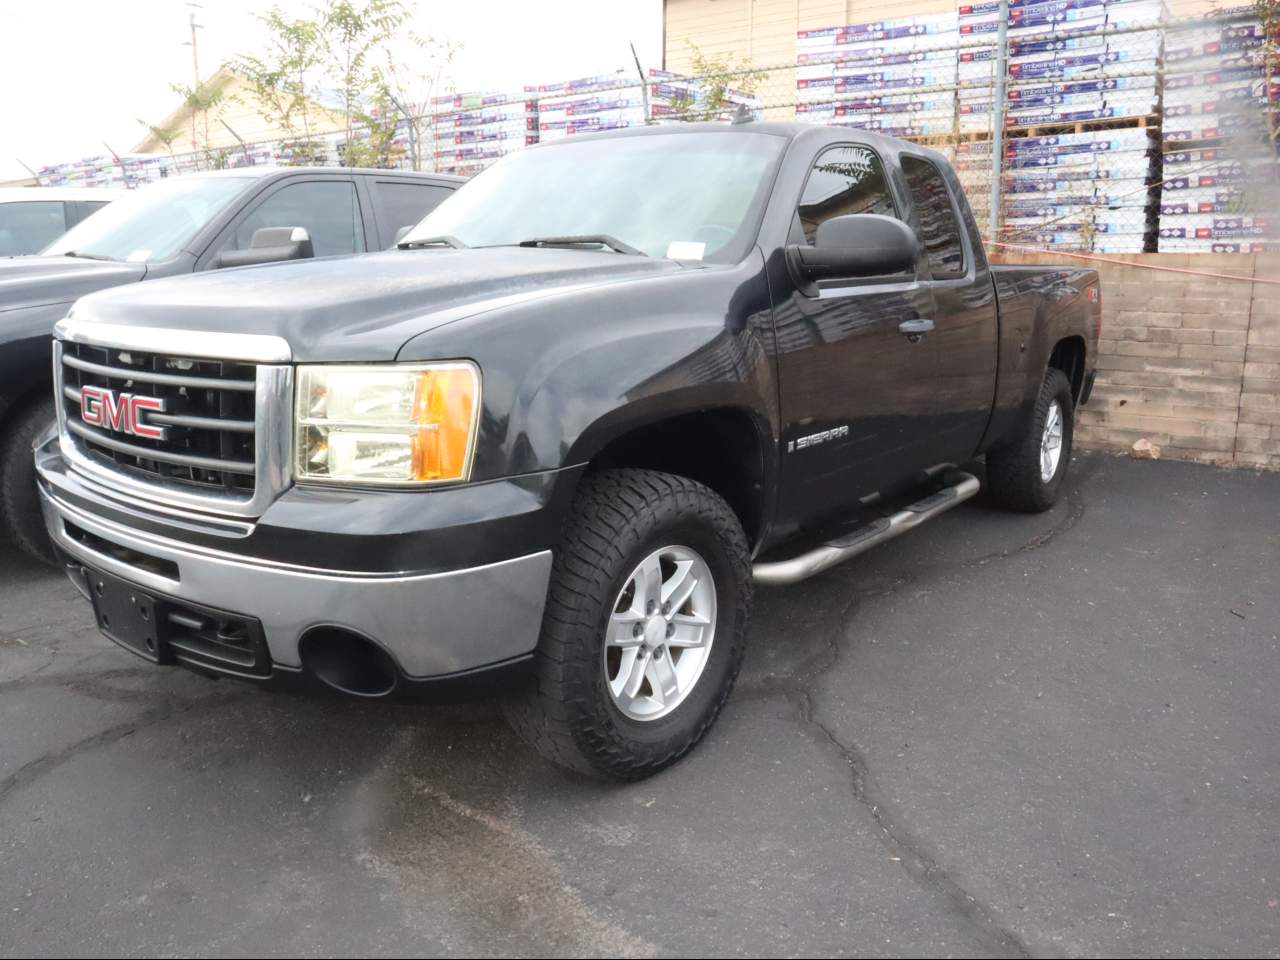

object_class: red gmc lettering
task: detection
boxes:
[125,396,167,440]
[79,386,167,440]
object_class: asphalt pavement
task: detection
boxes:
[1,450,1277,958]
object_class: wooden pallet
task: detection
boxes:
[888,113,1164,151]
[1007,113,1160,139]
[908,129,993,147]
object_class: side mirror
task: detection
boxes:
[216,226,314,268]
[787,214,919,292]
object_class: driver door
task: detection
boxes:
[772,143,940,525]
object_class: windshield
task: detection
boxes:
[43,176,251,263]
[403,131,784,262]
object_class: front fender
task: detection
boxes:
[397,252,780,481]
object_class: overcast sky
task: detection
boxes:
[0,0,664,182]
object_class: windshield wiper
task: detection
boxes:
[516,235,645,256]
[62,250,117,262]
[398,235,467,250]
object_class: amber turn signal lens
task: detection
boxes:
[410,367,477,482]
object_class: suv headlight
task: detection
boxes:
[295,362,480,486]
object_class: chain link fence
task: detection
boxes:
[35,5,1279,255]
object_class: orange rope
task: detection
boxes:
[985,241,1280,286]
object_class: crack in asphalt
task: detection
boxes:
[0,665,155,699]
[0,689,253,807]
[736,469,1092,959]
[954,480,1091,572]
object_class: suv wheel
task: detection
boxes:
[504,468,752,780]
[985,366,1075,513]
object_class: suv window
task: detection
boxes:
[371,181,453,247]
[796,145,896,245]
[224,179,365,258]
[0,201,67,256]
[901,156,965,276]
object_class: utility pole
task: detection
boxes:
[989,0,1009,239]
[183,3,205,166]
[185,3,203,90]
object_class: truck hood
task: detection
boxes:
[0,255,146,314]
[73,247,688,361]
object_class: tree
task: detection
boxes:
[1256,0,1280,146]
[1209,0,1280,213]
[137,119,180,164]
[170,79,227,170]
[318,0,410,163]
[234,0,455,169]
[340,84,403,168]
[233,8,324,152]
[670,43,767,122]
[374,30,461,170]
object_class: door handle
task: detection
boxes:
[898,318,935,341]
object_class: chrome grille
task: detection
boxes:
[59,341,259,494]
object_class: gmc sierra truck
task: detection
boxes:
[33,122,1099,779]
[1,167,461,561]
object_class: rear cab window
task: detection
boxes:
[371,180,454,248]
[900,156,966,277]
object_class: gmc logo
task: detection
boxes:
[80,386,169,441]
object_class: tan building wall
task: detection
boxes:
[992,251,1280,470]
[664,0,1225,71]
[133,69,346,156]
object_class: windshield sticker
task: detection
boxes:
[126,250,151,262]
[666,241,706,261]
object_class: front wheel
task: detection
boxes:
[503,468,752,780]
[985,367,1075,513]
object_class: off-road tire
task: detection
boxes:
[0,398,57,565]
[503,468,752,780]
[986,367,1074,513]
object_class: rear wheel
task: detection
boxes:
[503,468,752,780]
[985,367,1074,513]
[0,398,57,565]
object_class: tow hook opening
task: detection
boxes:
[299,628,399,698]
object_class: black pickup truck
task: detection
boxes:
[0,167,461,560]
[33,123,1099,779]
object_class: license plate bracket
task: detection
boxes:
[85,567,171,664]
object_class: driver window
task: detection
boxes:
[796,146,896,245]
[221,180,365,259]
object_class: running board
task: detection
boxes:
[752,471,981,586]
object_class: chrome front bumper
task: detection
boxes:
[37,452,553,679]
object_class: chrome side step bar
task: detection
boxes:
[752,471,982,586]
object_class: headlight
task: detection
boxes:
[295,362,480,486]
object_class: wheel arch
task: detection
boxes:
[0,378,55,443]
[1048,335,1087,405]
[571,403,775,553]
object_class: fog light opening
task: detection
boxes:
[299,628,399,698]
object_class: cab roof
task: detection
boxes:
[528,120,948,165]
